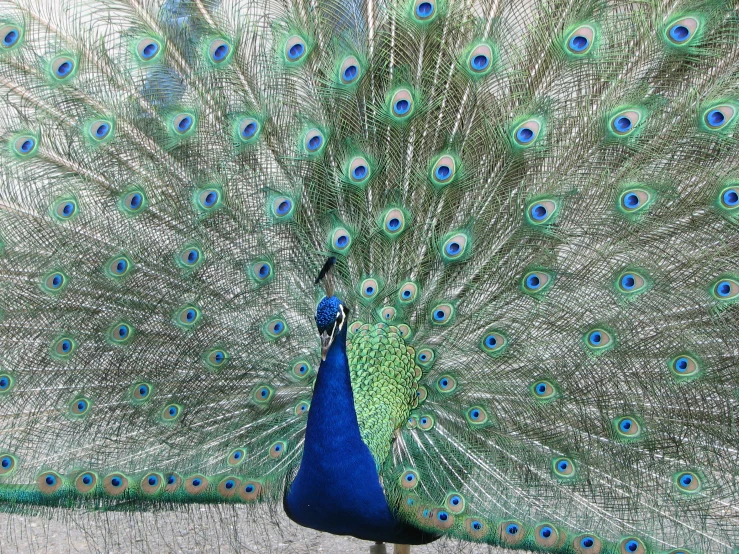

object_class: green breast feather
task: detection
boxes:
[347,323,421,467]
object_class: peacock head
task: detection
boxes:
[315,295,349,360]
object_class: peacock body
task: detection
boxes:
[0,0,738,551]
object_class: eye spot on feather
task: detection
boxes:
[1,25,22,49]
[69,397,91,417]
[566,25,594,54]
[430,303,453,325]
[0,374,13,394]
[238,117,260,142]
[37,471,63,494]
[203,349,228,370]
[339,55,361,85]
[136,37,162,61]
[619,188,652,214]
[42,271,68,294]
[303,128,325,154]
[285,35,308,62]
[88,119,113,142]
[675,471,701,493]
[294,400,310,416]
[52,336,76,360]
[666,17,698,45]
[330,227,352,252]
[0,454,17,476]
[218,476,240,498]
[522,270,553,295]
[433,509,454,530]
[445,492,465,513]
[575,535,602,554]
[131,382,152,403]
[290,360,312,380]
[382,208,407,236]
[430,154,458,187]
[271,196,295,220]
[106,255,133,279]
[239,480,262,501]
[583,327,615,354]
[620,538,646,554]
[162,403,182,422]
[120,190,147,214]
[172,113,196,135]
[413,0,436,21]
[194,188,222,212]
[614,416,642,440]
[50,56,76,80]
[390,88,414,120]
[177,245,204,269]
[610,110,642,137]
[175,305,201,329]
[52,198,78,221]
[400,470,419,488]
[616,270,648,295]
[500,522,525,545]
[711,276,739,301]
[75,472,97,493]
[185,475,208,495]
[418,415,434,430]
[397,281,419,304]
[535,524,560,547]
[465,406,488,427]
[347,155,371,184]
[108,322,134,345]
[359,278,380,300]
[719,186,739,210]
[436,375,457,393]
[441,232,469,261]
[465,517,487,538]
[264,318,288,339]
[526,199,558,225]
[513,119,541,146]
[12,134,38,157]
[253,385,274,404]
[531,380,558,401]
[480,330,508,357]
[164,473,181,493]
[269,441,287,459]
[466,43,494,76]
[704,105,735,130]
[208,38,231,64]
[103,473,129,496]
[140,473,163,495]
[415,348,435,368]
[552,457,575,479]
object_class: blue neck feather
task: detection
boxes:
[284,324,435,545]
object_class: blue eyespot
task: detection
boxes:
[141,42,159,59]
[471,521,482,530]
[526,274,540,289]
[435,165,451,180]
[394,99,410,115]
[669,24,690,43]
[185,249,199,264]
[530,204,548,220]
[343,65,357,81]
[581,537,595,549]
[722,188,739,207]
[210,40,230,63]
[506,524,519,535]
[46,475,57,486]
[0,378,8,390]
[625,540,639,553]
[173,113,196,135]
[540,526,553,538]
[707,110,725,127]
[471,54,488,70]
[138,385,149,397]
[516,127,535,143]
[589,331,602,345]
[417,2,433,17]
[19,138,35,153]
[557,460,569,472]
[82,474,93,485]
[716,280,732,297]
[242,122,257,138]
[289,43,304,59]
[167,475,176,485]
[148,475,159,486]
[614,116,632,133]
[569,35,589,51]
[52,57,75,79]
[2,27,20,48]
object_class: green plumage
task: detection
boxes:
[0,0,738,551]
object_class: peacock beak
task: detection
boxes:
[320,329,334,361]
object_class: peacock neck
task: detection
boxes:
[284,325,433,544]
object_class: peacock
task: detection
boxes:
[0,0,738,552]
